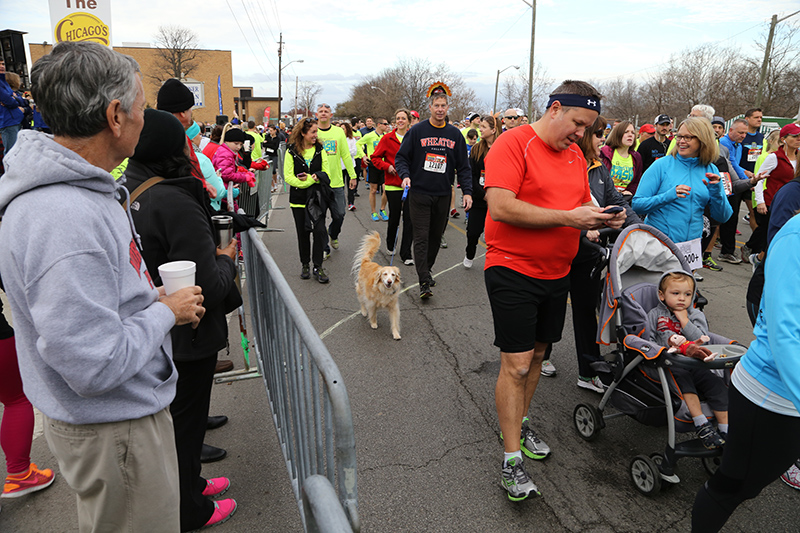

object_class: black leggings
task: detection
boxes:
[465,202,487,260]
[291,207,326,268]
[385,189,413,261]
[691,384,800,532]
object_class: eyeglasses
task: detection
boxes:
[675,134,698,142]
[504,116,518,120]
[379,122,389,126]
[593,130,604,138]
[317,104,331,110]
[304,117,318,124]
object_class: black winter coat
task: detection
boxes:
[124,160,241,362]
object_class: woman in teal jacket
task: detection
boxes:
[632,117,732,245]
[692,212,800,532]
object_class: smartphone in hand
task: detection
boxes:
[603,205,624,214]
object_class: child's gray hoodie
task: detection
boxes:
[0,130,177,424]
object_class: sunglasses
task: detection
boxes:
[593,130,604,138]
[379,122,389,126]
[504,116,518,120]
[304,117,318,124]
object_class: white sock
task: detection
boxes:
[504,451,523,466]
[718,423,728,433]
[693,415,709,427]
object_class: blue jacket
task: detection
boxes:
[0,74,25,129]
[719,134,748,181]
[741,213,800,411]
[632,154,732,243]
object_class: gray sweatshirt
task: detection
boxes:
[0,130,177,424]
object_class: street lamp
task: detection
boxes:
[370,86,387,95]
[493,65,520,116]
[278,59,304,120]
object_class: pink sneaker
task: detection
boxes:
[201,477,230,498]
[781,462,800,490]
[2,463,55,499]
[202,498,237,529]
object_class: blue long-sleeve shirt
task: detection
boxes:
[719,134,748,181]
[631,154,732,243]
[740,213,800,412]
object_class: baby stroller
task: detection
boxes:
[572,224,746,496]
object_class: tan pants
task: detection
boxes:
[43,408,180,533]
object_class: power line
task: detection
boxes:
[460,7,530,75]
[224,0,274,83]
[269,0,283,34]
[240,0,278,72]
[253,0,278,44]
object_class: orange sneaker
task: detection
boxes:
[2,463,55,499]
[202,498,237,529]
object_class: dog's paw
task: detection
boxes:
[392,332,401,340]
[370,323,378,329]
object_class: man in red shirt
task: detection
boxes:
[484,80,626,501]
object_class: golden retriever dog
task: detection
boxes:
[352,231,402,340]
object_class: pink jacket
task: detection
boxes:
[211,143,251,185]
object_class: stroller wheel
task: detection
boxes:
[573,404,601,442]
[702,455,722,476]
[630,455,662,496]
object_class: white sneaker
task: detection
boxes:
[403,258,414,266]
[463,256,473,269]
[540,360,557,377]
[387,247,395,256]
[781,462,800,490]
[577,376,604,394]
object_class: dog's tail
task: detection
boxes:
[352,231,381,281]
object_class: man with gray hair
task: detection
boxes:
[0,41,206,531]
[718,117,751,264]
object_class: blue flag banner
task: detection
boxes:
[217,76,223,114]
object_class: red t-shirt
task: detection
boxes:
[484,126,591,280]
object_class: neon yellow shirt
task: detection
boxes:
[316,124,356,189]
[284,146,330,208]
[610,149,634,191]
[357,130,383,159]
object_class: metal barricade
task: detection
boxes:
[241,228,359,532]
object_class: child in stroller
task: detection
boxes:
[647,270,728,449]
[574,224,745,496]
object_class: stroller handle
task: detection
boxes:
[665,352,742,370]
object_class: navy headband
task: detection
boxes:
[547,93,601,113]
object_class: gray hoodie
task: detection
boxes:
[0,130,177,424]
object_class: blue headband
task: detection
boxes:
[547,93,601,113]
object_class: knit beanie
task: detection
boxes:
[132,109,187,163]
[186,121,201,139]
[223,128,247,143]
[157,79,195,113]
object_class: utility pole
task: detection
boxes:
[756,10,800,108]
[521,0,537,118]
[277,33,283,119]
[295,76,298,122]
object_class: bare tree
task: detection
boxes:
[152,25,201,82]
[297,81,323,117]
[499,62,551,118]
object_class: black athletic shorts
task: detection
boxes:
[367,163,385,186]
[484,266,570,353]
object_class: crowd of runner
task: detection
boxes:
[1,41,799,533]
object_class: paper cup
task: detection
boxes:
[158,261,196,295]
[722,344,747,358]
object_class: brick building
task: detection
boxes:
[28,43,237,125]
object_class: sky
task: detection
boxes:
[2,0,799,116]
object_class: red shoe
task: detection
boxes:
[202,498,237,529]
[450,208,460,218]
[2,463,55,499]
[201,477,230,498]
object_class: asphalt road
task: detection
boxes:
[2,186,798,532]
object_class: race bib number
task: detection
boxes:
[747,146,762,162]
[720,172,733,196]
[479,169,485,186]
[424,154,446,174]
[676,238,702,271]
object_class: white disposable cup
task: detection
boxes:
[158,261,196,295]
[722,344,747,357]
